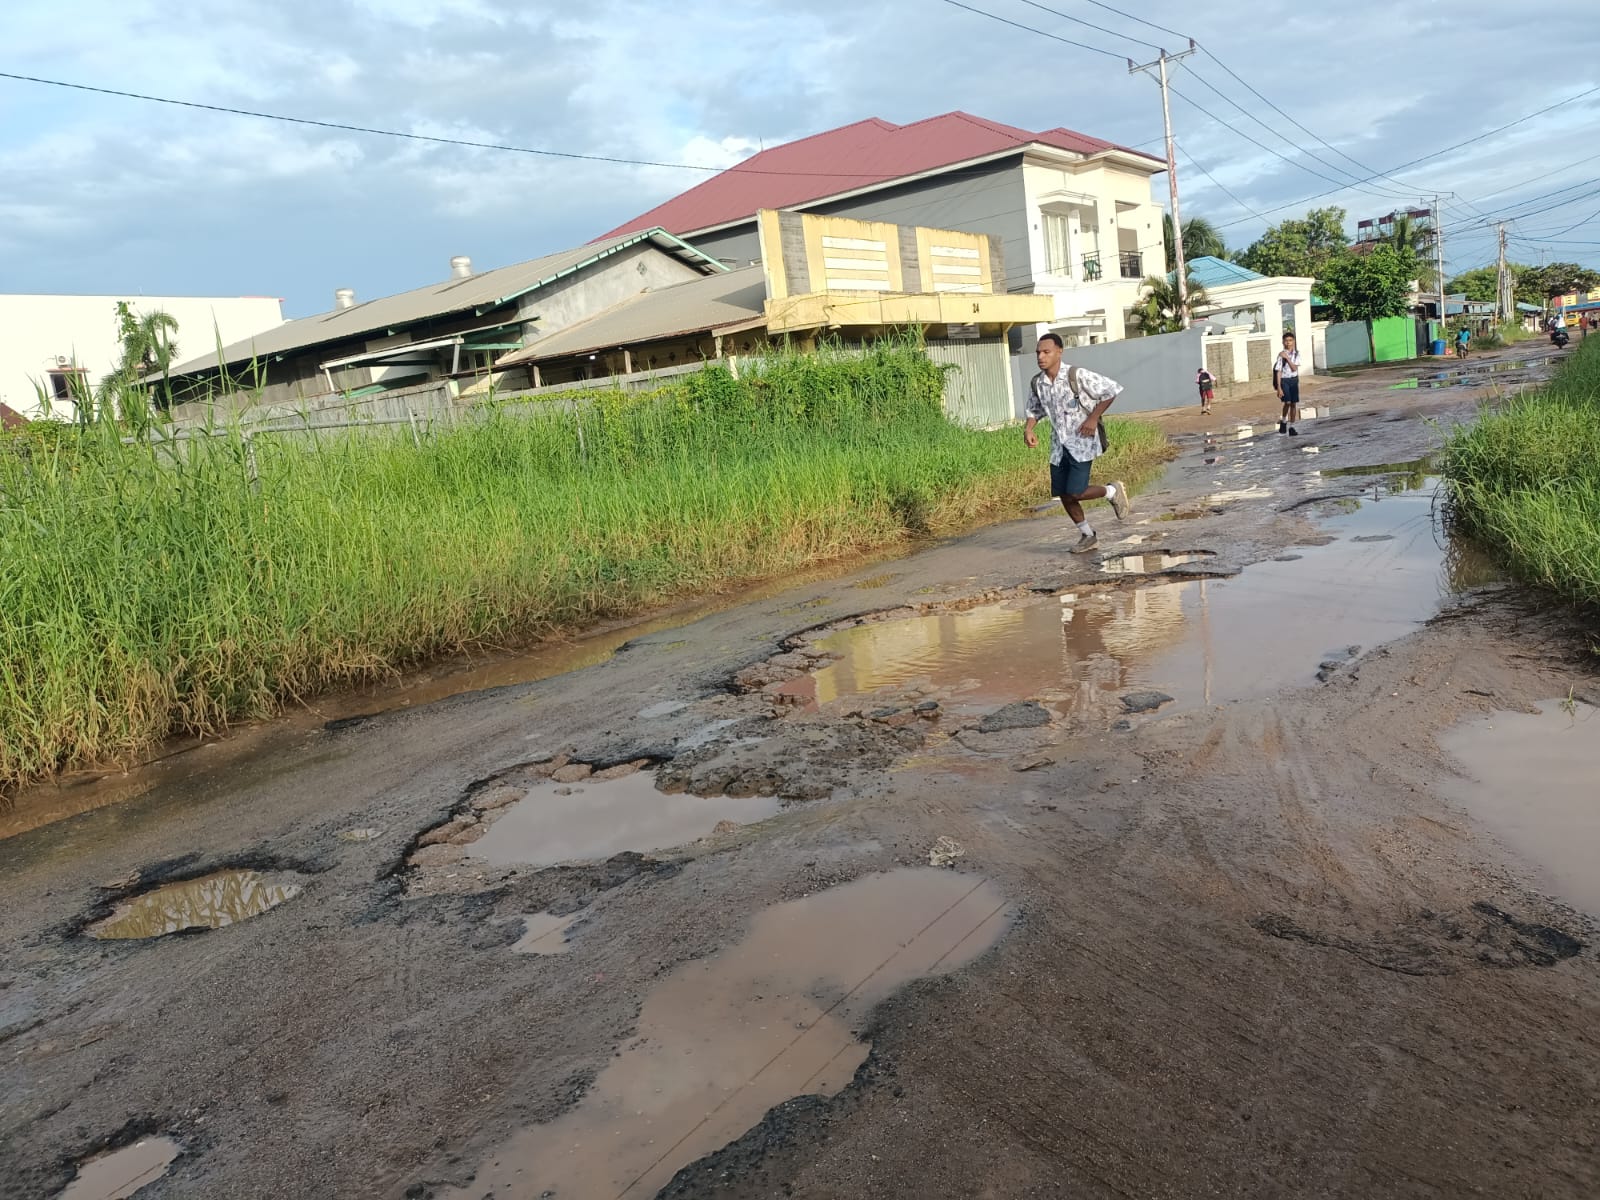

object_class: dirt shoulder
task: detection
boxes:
[3,363,1597,1200]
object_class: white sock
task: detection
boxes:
[1104,483,1118,500]
[1077,520,1094,536]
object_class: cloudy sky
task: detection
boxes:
[3,0,1598,316]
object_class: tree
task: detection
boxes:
[1386,213,1437,288]
[1163,213,1227,266]
[1522,262,1600,301]
[1237,207,1348,279]
[1318,245,1418,323]
[95,302,181,429]
[1129,273,1211,335]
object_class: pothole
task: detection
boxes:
[86,871,305,940]
[434,869,1009,1200]
[408,760,782,872]
[59,1135,180,1199]
[751,479,1486,721]
[1099,550,1218,576]
[511,911,579,955]
[1440,699,1600,918]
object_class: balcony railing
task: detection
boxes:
[1118,251,1143,280]
[1081,253,1103,282]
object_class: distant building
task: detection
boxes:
[498,210,1054,427]
[162,230,725,409]
[0,294,284,419]
[598,111,1169,401]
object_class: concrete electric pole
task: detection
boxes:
[1496,222,1510,325]
[1434,197,1447,334]
[1130,41,1198,328]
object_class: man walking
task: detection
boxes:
[1023,333,1129,554]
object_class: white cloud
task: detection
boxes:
[0,0,1596,311]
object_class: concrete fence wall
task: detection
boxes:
[1039,325,1208,415]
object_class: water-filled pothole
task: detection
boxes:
[1099,550,1218,576]
[87,871,304,940]
[771,481,1485,717]
[58,1136,180,1199]
[511,911,578,955]
[1440,699,1600,918]
[464,771,783,870]
[437,869,1009,1199]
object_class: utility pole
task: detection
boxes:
[1130,40,1198,328]
[1496,222,1510,325]
[1433,196,1447,335]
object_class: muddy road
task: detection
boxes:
[5,349,1600,1200]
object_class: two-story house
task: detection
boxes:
[599,112,1169,406]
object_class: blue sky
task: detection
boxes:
[3,0,1598,316]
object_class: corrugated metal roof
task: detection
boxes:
[168,229,723,377]
[1186,256,1264,289]
[498,266,768,365]
[597,112,1164,241]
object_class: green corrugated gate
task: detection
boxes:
[1371,317,1418,362]
[925,337,1014,428]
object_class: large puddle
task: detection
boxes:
[86,870,304,940]
[441,869,1009,1199]
[467,773,783,869]
[58,1136,179,1199]
[779,482,1492,717]
[1439,700,1600,917]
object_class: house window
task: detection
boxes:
[1043,212,1073,275]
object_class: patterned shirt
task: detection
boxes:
[1025,365,1124,465]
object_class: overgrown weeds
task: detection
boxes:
[0,341,1170,792]
[1443,337,1600,609]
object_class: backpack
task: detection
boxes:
[1066,365,1111,452]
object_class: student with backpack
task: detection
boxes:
[1023,333,1129,555]
[1196,366,1216,415]
[1273,332,1302,437]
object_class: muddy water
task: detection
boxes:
[1100,551,1216,576]
[468,773,783,869]
[58,1136,179,1199]
[442,869,1009,1199]
[87,870,304,940]
[790,483,1488,716]
[511,911,578,955]
[1439,700,1600,917]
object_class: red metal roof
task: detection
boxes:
[1,402,28,430]
[598,112,1162,241]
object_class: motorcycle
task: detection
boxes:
[1552,327,1571,348]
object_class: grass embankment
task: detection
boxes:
[0,343,1170,791]
[1443,337,1600,606]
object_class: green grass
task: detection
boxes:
[1443,337,1600,607]
[0,342,1170,792]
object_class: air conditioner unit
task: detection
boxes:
[55,355,70,366]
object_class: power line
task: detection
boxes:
[933,0,1125,58]
[1013,0,1160,51]
[0,68,1154,186]
[1073,0,1190,42]
[1215,83,1600,230]
[1175,142,1268,223]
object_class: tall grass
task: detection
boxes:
[1443,337,1600,606]
[0,342,1170,791]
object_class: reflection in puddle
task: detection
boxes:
[1440,700,1600,917]
[58,1136,180,1199]
[441,869,1008,1200]
[512,911,578,955]
[468,772,782,869]
[88,871,304,940]
[1100,551,1217,576]
[781,483,1488,715]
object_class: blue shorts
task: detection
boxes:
[1050,454,1093,498]
[1280,376,1301,406]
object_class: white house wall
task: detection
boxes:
[0,294,284,418]
[1020,158,1167,345]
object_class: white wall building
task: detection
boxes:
[0,294,285,419]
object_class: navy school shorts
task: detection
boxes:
[1050,454,1093,498]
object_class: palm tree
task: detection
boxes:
[1130,274,1211,335]
[1163,213,1227,267]
[97,303,182,425]
[1387,213,1437,289]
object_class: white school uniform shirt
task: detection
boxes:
[1025,364,1123,465]
[1276,348,1301,379]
